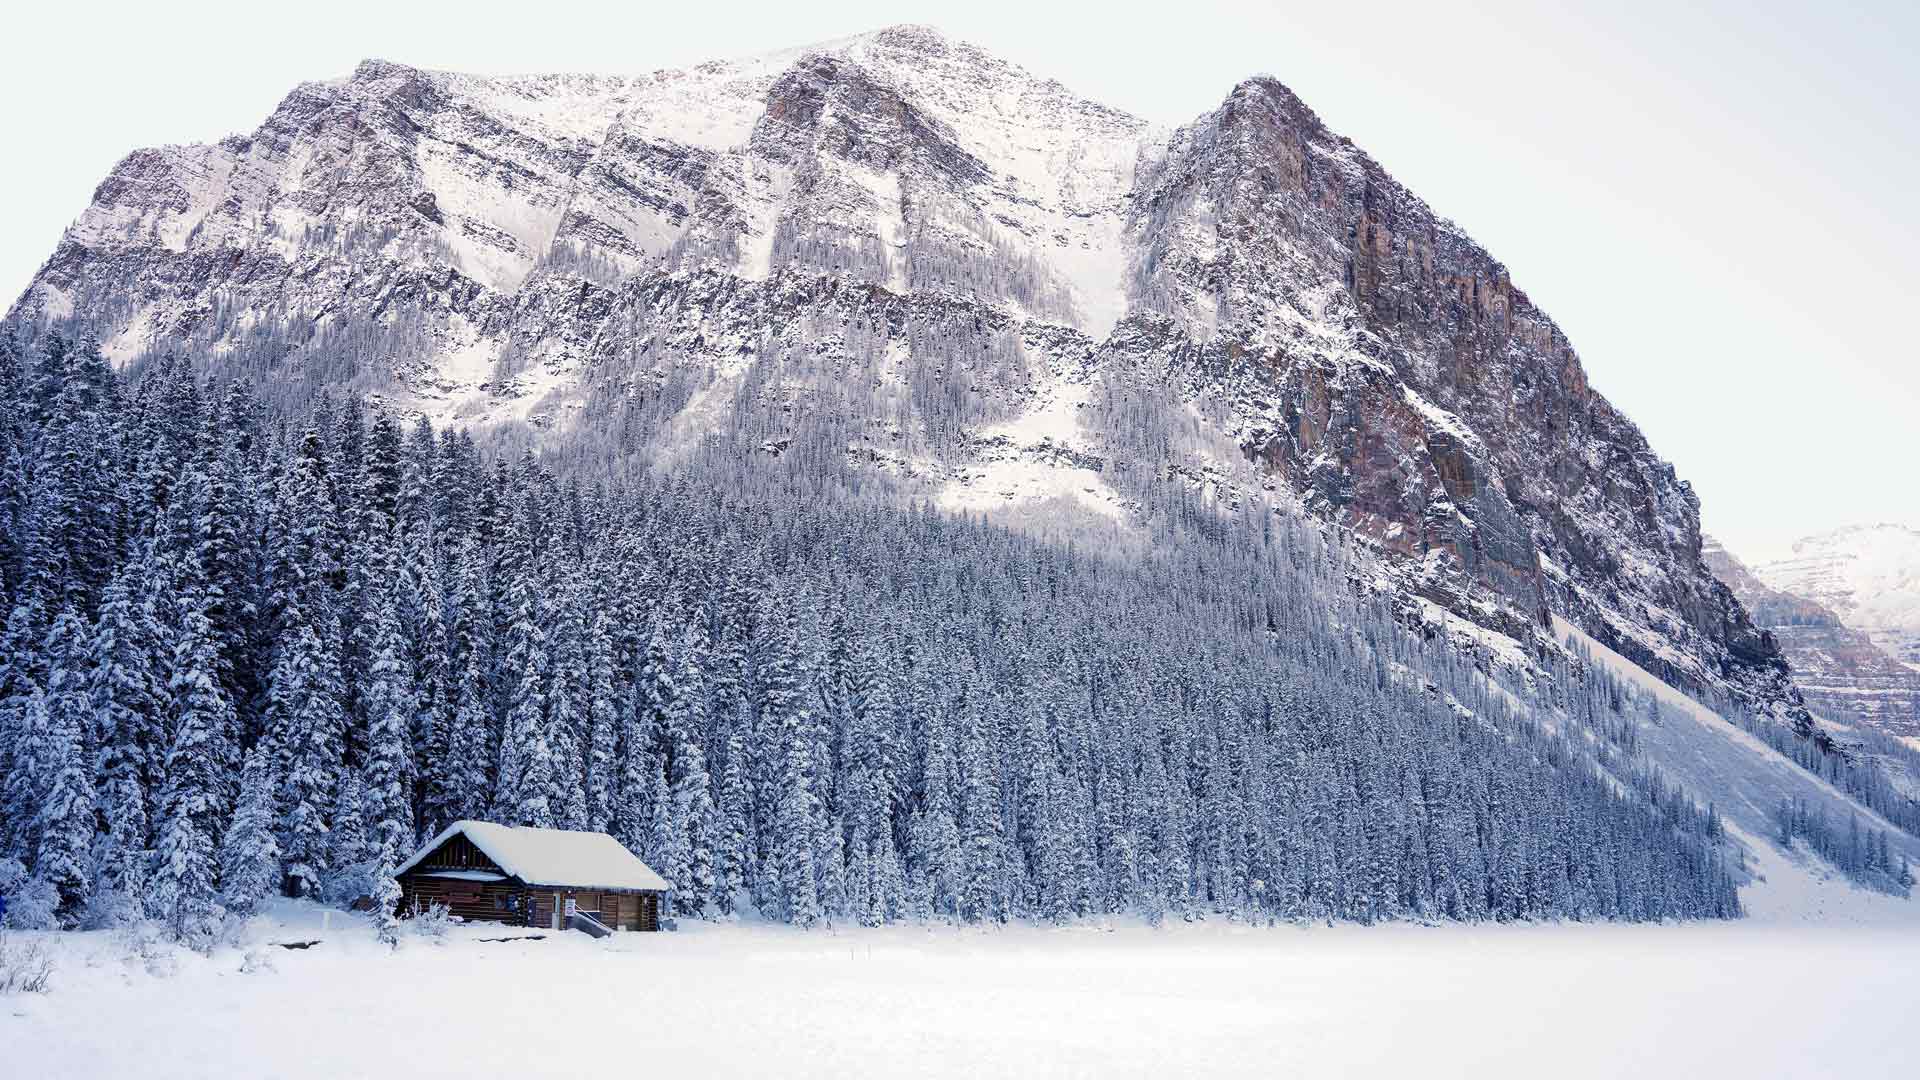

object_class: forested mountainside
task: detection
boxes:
[1705,537,1920,740]
[0,336,1772,938]
[4,25,1800,732]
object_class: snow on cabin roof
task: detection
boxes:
[397,821,672,892]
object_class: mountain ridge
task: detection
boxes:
[5,23,1803,729]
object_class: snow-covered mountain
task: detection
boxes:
[1706,536,1920,739]
[1755,525,1920,673]
[6,24,1798,722]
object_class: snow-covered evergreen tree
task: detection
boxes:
[494,550,554,828]
[269,614,345,899]
[150,581,234,942]
[218,743,281,914]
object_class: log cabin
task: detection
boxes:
[395,820,672,933]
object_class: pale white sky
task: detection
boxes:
[5,1,1914,563]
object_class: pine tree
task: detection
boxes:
[361,588,416,858]
[402,524,452,839]
[583,608,619,832]
[910,676,961,923]
[219,744,282,914]
[151,590,234,943]
[774,710,822,927]
[270,615,346,898]
[372,844,404,950]
[544,583,590,830]
[494,556,553,827]
[88,562,162,908]
[845,632,900,926]
[667,633,716,917]
[327,770,373,901]
[958,685,1004,924]
[442,539,496,825]
[713,729,751,917]
[27,609,95,921]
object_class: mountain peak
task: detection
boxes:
[4,30,1805,733]
[350,57,419,81]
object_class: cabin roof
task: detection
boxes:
[397,820,672,893]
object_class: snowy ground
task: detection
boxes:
[5,900,1917,1079]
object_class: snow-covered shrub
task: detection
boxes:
[82,886,148,931]
[81,892,128,931]
[114,921,180,979]
[0,864,60,931]
[238,948,277,975]
[215,908,253,951]
[166,902,229,954]
[322,859,378,910]
[0,932,53,995]
[409,900,452,944]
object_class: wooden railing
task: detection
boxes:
[566,910,614,938]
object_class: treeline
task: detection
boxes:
[1775,798,1914,896]
[0,333,1742,942]
[1731,703,1920,842]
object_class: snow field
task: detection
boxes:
[7,904,1917,1079]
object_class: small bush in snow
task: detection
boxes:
[114,922,180,979]
[323,860,378,910]
[214,909,253,952]
[409,900,452,944]
[238,949,277,975]
[81,887,147,932]
[0,932,53,995]
[0,865,60,931]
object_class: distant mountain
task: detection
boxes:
[4,25,1801,725]
[1705,536,1920,739]
[1755,525,1920,672]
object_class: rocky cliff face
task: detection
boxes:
[6,25,1801,719]
[1706,537,1920,739]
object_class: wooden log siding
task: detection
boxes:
[414,832,495,872]
[527,889,659,931]
[398,876,528,925]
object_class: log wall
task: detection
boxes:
[397,876,529,925]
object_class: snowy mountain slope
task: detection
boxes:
[1756,525,1920,671]
[1705,535,1920,739]
[1553,615,1920,915]
[7,24,1803,729]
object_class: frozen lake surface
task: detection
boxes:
[7,898,1916,1079]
